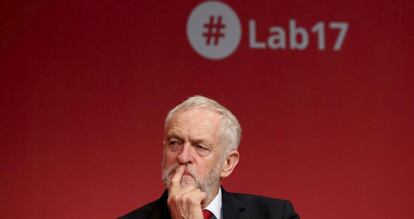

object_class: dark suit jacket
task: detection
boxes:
[119,188,300,219]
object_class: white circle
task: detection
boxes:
[187,1,241,60]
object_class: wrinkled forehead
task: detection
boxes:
[164,107,228,152]
[165,108,224,143]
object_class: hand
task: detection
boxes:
[167,166,207,219]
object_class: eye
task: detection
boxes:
[167,138,182,151]
[194,144,210,156]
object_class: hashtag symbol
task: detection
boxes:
[203,15,226,46]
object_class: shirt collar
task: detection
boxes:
[204,187,222,219]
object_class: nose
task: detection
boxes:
[177,143,193,164]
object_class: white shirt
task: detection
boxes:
[204,188,222,219]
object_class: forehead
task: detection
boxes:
[165,108,222,138]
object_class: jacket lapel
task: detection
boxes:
[222,188,246,219]
[153,190,171,219]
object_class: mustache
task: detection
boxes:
[162,163,207,193]
[165,163,197,179]
[161,162,218,199]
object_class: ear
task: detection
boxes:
[220,150,240,178]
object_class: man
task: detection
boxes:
[120,96,300,219]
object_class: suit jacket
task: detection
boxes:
[119,188,300,219]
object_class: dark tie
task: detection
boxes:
[202,209,213,219]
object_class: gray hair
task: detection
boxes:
[164,95,241,153]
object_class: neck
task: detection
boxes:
[202,186,220,208]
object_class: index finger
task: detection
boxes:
[169,165,184,194]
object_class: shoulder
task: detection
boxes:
[231,192,296,211]
[223,190,300,219]
[118,200,161,219]
[231,192,287,205]
[118,192,170,219]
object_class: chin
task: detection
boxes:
[180,176,197,187]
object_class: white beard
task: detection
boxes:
[162,161,222,198]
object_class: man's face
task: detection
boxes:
[162,108,224,196]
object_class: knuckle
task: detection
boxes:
[183,193,197,205]
[167,198,175,208]
[188,198,197,205]
[181,194,189,203]
[176,194,185,203]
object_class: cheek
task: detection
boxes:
[162,151,177,166]
[199,159,219,175]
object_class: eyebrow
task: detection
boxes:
[166,133,183,140]
[166,134,213,147]
[189,138,214,148]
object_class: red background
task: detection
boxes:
[1,0,413,218]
